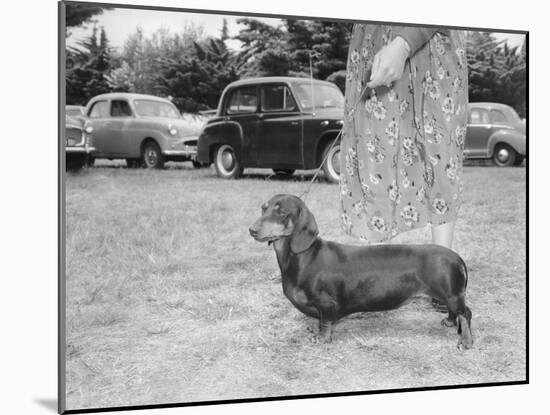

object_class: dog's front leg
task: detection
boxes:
[318,319,333,343]
[310,308,333,343]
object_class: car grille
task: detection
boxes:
[66,127,84,146]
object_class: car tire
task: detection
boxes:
[142,142,165,169]
[322,141,341,183]
[272,169,295,177]
[126,158,142,168]
[513,155,525,166]
[66,156,86,171]
[492,143,517,167]
[214,144,243,179]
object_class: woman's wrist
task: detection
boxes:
[393,36,411,57]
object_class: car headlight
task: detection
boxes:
[84,125,93,134]
[168,125,178,136]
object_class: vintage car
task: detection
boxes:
[84,93,204,168]
[196,77,344,182]
[66,105,86,119]
[65,114,94,171]
[465,102,526,166]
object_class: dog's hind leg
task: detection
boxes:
[447,295,473,349]
[441,296,458,327]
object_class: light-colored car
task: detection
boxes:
[465,102,526,166]
[64,114,94,171]
[84,93,205,168]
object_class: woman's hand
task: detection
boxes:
[367,36,410,88]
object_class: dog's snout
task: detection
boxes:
[249,227,258,237]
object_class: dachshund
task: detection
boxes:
[249,194,473,349]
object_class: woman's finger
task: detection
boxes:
[367,65,389,88]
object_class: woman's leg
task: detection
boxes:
[431,220,456,311]
[431,220,456,249]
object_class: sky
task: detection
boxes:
[66,7,526,52]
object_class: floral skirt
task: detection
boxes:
[339,25,468,243]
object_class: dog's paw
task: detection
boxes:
[457,336,473,350]
[441,317,457,327]
[310,334,332,344]
[306,323,317,334]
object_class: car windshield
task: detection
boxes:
[133,100,181,119]
[292,82,344,111]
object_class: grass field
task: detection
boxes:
[64,162,526,410]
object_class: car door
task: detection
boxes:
[256,83,302,166]
[465,107,491,157]
[106,99,134,156]
[87,100,111,157]
[224,86,261,165]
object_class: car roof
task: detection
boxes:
[88,93,173,103]
[225,76,336,88]
[468,102,513,110]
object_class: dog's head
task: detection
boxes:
[249,194,319,254]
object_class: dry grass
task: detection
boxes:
[64,160,526,410]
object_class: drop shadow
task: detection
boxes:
[34,397,57,412]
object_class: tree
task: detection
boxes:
[156,38,239,112]
[65,4,112,36]
[284,19,352,82]
[466,32,526,117]
[107,25,206,94]
[233,18,290,77]
[66,26,112,105]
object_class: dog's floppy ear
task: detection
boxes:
[290,203,319,254]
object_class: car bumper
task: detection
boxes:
[66,146,95,154]
[162,146,197,158]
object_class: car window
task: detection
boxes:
[111,100,133,117]
[226,87,258,114]
[261,85,297,112]
[292,82,345,111]
[88,101,109,118]
[133,100,181,119]
[490,109,507,125]
[469,108,489,124]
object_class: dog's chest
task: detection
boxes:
[282,281,318,318]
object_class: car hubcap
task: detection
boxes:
[331,149,341,175]
[146,149,157,166]
[220,149,235,172]
[497,148,510,163]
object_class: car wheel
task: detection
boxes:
[272,169,295,177]
[142,142,165,169]
[214,144,243,179]
[66,156,86,171]
[126,158,142,168]
[322,141,341,183]
[492,143,517,167]
[513,155,525,166]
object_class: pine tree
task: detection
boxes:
[66,26,112,105]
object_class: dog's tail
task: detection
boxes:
[459,255,469,289]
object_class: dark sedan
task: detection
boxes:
[197,77,344,182]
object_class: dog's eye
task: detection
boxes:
[274,205,286,216]
[261,203,268,213]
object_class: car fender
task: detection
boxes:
[137,130,168,157]
[488,129,526,157]
[197,121,244,164]
[314,129,342,167]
